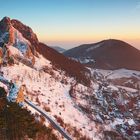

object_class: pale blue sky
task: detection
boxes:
[0,0,140,49]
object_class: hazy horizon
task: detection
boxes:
[0,0,140,50]
[46,38,140,50]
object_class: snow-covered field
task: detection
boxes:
[93,69,140,79]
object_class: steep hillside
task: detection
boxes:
[64,39,140,70]
[37,43,90,85]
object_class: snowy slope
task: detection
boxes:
[2,58,140,140]
[1,57,100,140]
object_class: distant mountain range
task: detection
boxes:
[64,39,140,71]
[50,46,66,53]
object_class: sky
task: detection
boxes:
[0,0,140,49]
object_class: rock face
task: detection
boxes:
[11,19,38,45]
[0,17,35,64]
[64,39,140,70]
[0,17,14,44]
[0,17,39,49]
[11,19,39,54]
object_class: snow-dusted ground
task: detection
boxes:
[1,46,140,140]
[1,50,140,139]
[1,55,100,140]
[71,68,140,140]
[93,69,140,79]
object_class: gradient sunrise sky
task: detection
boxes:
[0,0,140,49]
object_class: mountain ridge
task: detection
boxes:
[0,16,90,85]
[64,39,140,70]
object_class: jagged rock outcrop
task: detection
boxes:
[0,17,11,33]
[0,17,15,45]
[0,17,36,65]
[11,19,39,55]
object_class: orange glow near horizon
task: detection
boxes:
[36,31,140,50]
[33,20,140,50]
[38,32,140,42]
[1,0,140,50]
